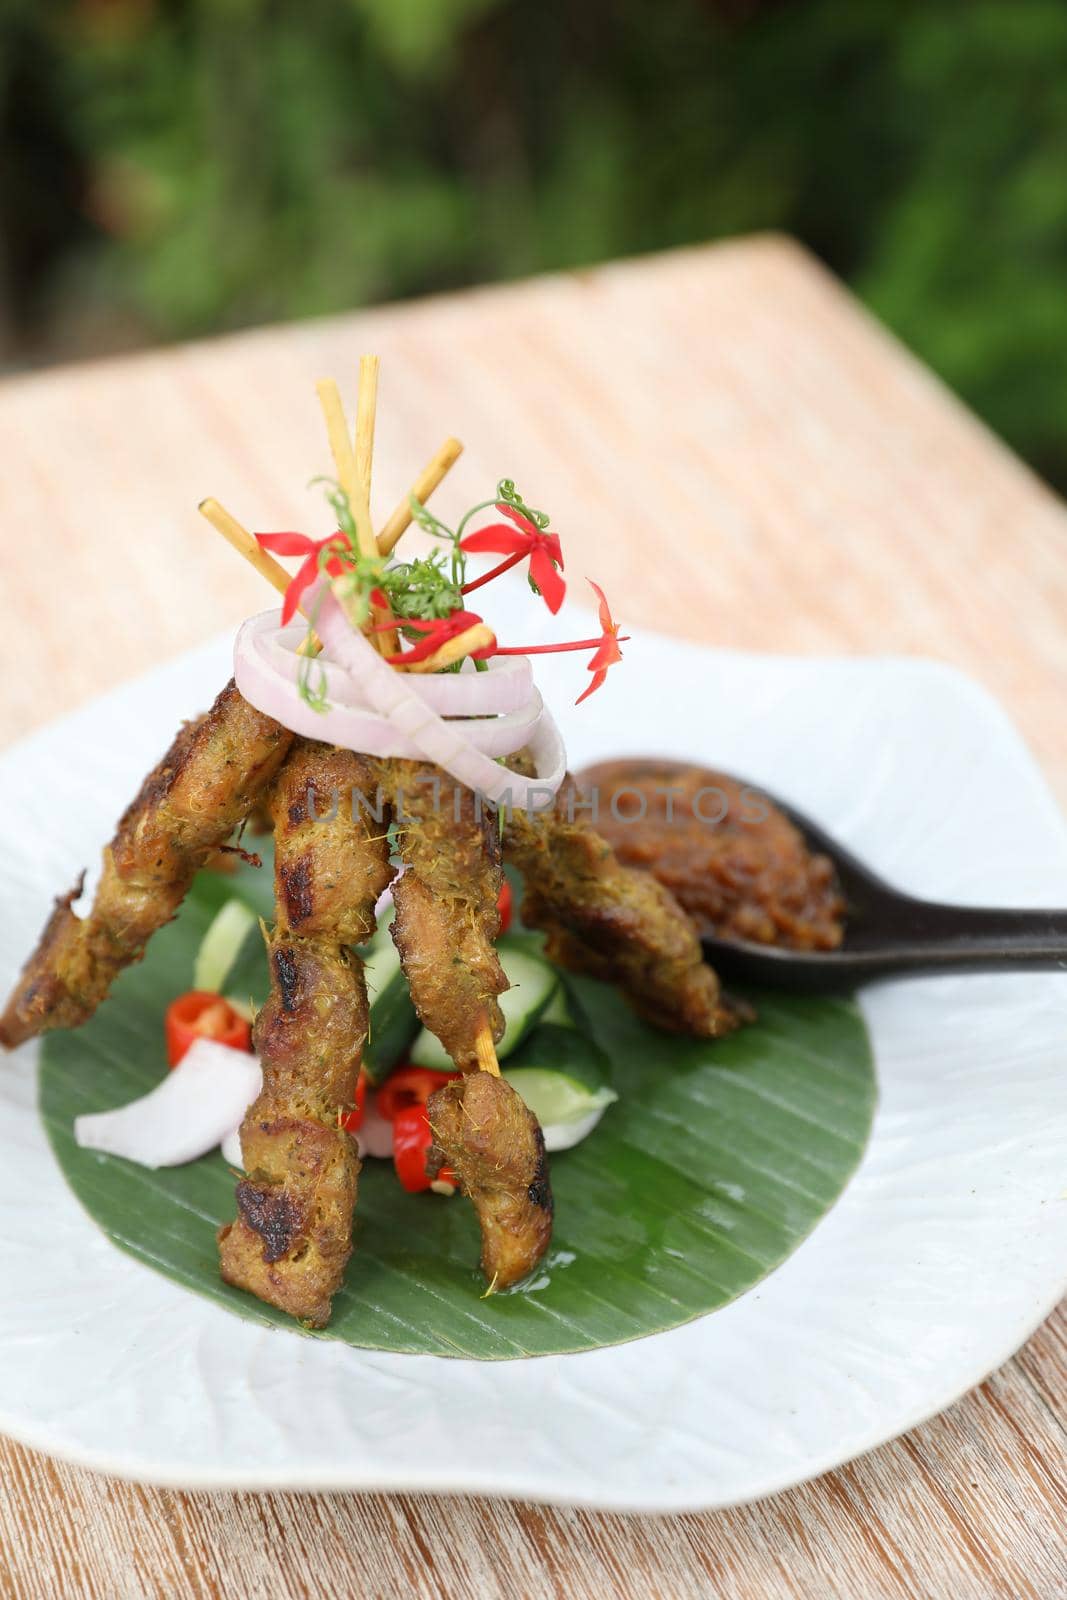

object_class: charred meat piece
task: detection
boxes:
[218,742,393,1327]
[0,681,292,1050]
[506,776,738,1037]
[218,938,363,1326]
[428,1071,553,1289]
[380,761,507,1069]
[576,759,845,950]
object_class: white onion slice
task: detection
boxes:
[74,1039,263,1169]
[314,590,565,810]
[356,1094,396,1160]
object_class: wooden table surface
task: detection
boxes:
[1,236,1065,1598]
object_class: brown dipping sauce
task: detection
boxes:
[575,759,846,951]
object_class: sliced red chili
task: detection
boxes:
[375,1064,459,1124]
[164,990,251,1069]
[392,1103,457,1194]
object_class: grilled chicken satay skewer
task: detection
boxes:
[220,373,548,1312]
[218,740,392,1325]
[384,761,508,1068]
[379,759,554,1289]
[0,683,293,1049]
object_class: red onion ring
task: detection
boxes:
[233,608,566,805]
[313,589,566,809]
[261,618,535,714]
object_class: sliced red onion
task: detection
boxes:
[236,623,546,760]
[74,1039,263,1169]
[314,588,565,810]
[256,613,534,714]
[234,601,566,808]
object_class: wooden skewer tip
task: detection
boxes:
[376,436,465,557]
[474,1016,501,1076]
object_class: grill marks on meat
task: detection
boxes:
[381,762,507,1069]
[0,681,292,1050]
[428,1072,553,1289]
[506,776,737,1037]
[217,742,393,1327]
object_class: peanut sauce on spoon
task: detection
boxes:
[575,760,845,951]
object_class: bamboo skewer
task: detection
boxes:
[202,374,470,667]
[315,378,378,560]
[202,438,463,601]
[350,357,401,658]
[202,435,464,608]
[317,372,392,656]
[350,355,401,657]
[354,355,379,502]
[198,497,322,654]
[198,497,292,598]
[474,1016,501,1077]
[377,437,463,556]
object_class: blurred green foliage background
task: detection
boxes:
[2,0,1066,483]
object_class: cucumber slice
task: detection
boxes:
[193,899,257,993]
[540,985,575,1027]
[359,915,418,1086]
[409,941,559,1069]
[503,1024,618,1151]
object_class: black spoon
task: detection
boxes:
[699,785,1067,995]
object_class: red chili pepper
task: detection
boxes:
[497,878,513,934]
[393,1103,457,1194]
[460,505,566,614]
[376,1064,459,1123]
[339,1070,368,1134]
[164,991,251,1068]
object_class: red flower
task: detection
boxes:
[384,609,494,666]
[255,531,350,625]
[460,505,566,614]
[576,580,625,704]
[491,579,627,705]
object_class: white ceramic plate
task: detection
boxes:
[2,602,1067,1510]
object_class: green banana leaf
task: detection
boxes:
[39,858,875,1360]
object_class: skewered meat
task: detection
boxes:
[218,741,392,1326]
[506,775,737,1037]
[380,761,508,1068]
[0,681,292,1050]
[378,759,553,1285]
[428,1071,553,1289]
[1,680,739,1318]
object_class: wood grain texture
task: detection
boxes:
[1,236,1065,1598]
